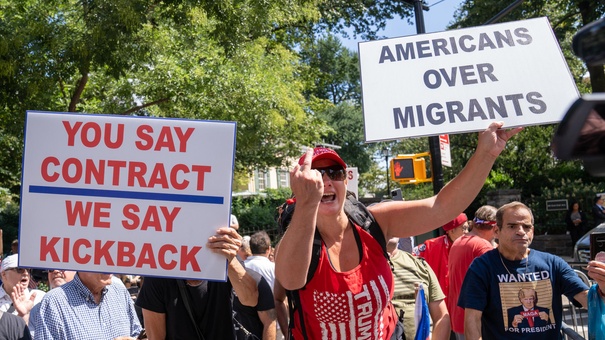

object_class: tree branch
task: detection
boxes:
[69,72,88,112]
[120,97,171,115]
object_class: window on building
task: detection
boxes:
[257,170,268,191]
[278,169,289,188]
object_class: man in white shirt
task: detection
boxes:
[245,231,275,292]
[0,254,45,324]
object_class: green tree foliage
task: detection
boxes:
[298,35,374,173]
[315,0,415,41]
[450,0,605,93]
[0,202,19,254]
[0,0,332,195]
[299,35,361,105]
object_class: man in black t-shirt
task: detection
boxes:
[137,277,236,339]
[136,227,258,340]
[233,270,276,340]
[0,310,31,340]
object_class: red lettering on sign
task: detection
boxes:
[136,243,157,269]
[40,236,61,261]
[62,121,124,149]
[41,157,60,182]
[122,205,180,232]
[122,204,140,230]
[73,238,92,264]
[180,245,202,271]
[117,242,136,266]
[65,201,111,228]
[159,244,178,270]
[40,158,209,191]
[94,240,115,265]
[135,125,195,152]
[39,237,202,271]
[191,165,211,191]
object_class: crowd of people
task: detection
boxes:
[0,122,604,339]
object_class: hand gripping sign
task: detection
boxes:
[19,111,236,281]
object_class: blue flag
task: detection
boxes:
[414,283,431,340]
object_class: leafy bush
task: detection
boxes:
[0,199,20,254]
[232,188,292,242]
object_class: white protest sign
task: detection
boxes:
[359,17,579,142]
[439,134,452,167]
[346,167,359,199]
[20,111,236,281]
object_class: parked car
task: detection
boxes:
[573,223,605,262]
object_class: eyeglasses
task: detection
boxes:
[7,267,29,274]
[313,166,346,181]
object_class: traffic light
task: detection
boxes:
[390,152,432,184]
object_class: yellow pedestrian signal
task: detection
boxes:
[390,152,432,184]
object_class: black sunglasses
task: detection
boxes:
[313,165,346,181]
[7,267,29,274]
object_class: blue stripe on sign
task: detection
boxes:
[29,185,224,204]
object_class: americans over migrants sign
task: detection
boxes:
[359,17,579,142]
[19,111,236,281]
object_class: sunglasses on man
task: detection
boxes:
[313,165,347,181]
[7,267,29,274]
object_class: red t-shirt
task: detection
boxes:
[447,234,493,333]
[292,224,397,339]
[413,235,451,306]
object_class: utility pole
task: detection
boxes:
[383,148,391,196]
[403,0,444,198]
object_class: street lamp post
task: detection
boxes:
[382,147,391,197]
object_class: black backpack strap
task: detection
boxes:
[176,280,205,340]
[286,288,309,340]
[286,228,321,340]
[344,197,393,269]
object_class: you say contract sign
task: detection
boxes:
[20,111,236,281]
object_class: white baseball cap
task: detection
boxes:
[1,254,18,273]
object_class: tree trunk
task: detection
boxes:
[588,65,605,93]
[69,61,90,112]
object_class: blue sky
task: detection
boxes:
[339,0,464,51]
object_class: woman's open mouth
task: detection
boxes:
[321,193,336,203]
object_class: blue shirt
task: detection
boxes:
[459,249,587,339]
[33,274,141,340]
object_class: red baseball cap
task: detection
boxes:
[443,213,468,231]
[298,147,347,169]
